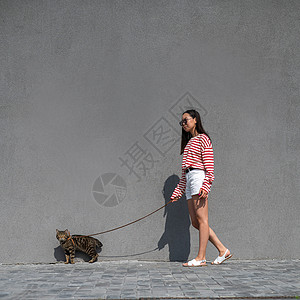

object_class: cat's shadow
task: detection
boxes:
[54,246,102,263]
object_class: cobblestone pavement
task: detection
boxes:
[0,259,299,299]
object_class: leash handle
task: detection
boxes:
[86,200,173,237]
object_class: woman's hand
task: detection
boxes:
[198,188,208,200]
[171,197,179,202]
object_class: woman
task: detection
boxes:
[171,109,232,267]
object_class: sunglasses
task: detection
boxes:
[179,117,193,126]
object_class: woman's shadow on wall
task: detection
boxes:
[158,175,191,262]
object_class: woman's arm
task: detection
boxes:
[170,168,186,201]
[200,136,215,194]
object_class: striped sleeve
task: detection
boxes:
[200,135,214,194]
[170,168,186,200]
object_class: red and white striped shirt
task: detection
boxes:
[171,133,214,200]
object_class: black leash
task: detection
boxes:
[85,200,173,237]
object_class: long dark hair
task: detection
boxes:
[180,109,211,155]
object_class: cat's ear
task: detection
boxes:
[56,229,59,233]
[66,229,70,236]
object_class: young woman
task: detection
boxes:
[171,109,232,267]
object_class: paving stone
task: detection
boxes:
[0,259,300,299]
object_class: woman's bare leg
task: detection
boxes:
[188,199,230,258]
[183,195,209,265]
[209,227,230,257]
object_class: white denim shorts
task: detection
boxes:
[185,169,206,200]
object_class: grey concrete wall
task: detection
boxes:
[0,0,299,264]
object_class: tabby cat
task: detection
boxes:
[56,229,103,264]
